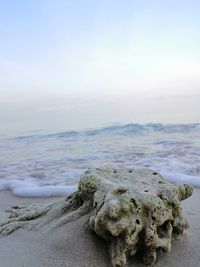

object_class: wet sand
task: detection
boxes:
[0,189,199,267]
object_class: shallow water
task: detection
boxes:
[0,123,200,197]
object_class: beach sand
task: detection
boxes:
[0,189,199,267]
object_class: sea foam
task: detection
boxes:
[0,180,77,197]
[0,123,199,197]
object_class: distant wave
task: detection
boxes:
[8,123,200,141]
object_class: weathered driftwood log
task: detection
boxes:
[0,168,193,266]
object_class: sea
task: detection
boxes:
[0,123,200,197]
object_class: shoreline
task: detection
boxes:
[0,189,200,267]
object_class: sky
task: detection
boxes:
[0,0,200,135]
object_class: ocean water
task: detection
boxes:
[0,123,200,197]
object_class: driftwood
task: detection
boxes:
[0,168,193,266]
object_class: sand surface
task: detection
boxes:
[0,189,199,267]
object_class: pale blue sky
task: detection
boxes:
[0,0,200,134]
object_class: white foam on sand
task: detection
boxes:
[0,179,77,197]
[164,172,200,187]
[0,171,199,198]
